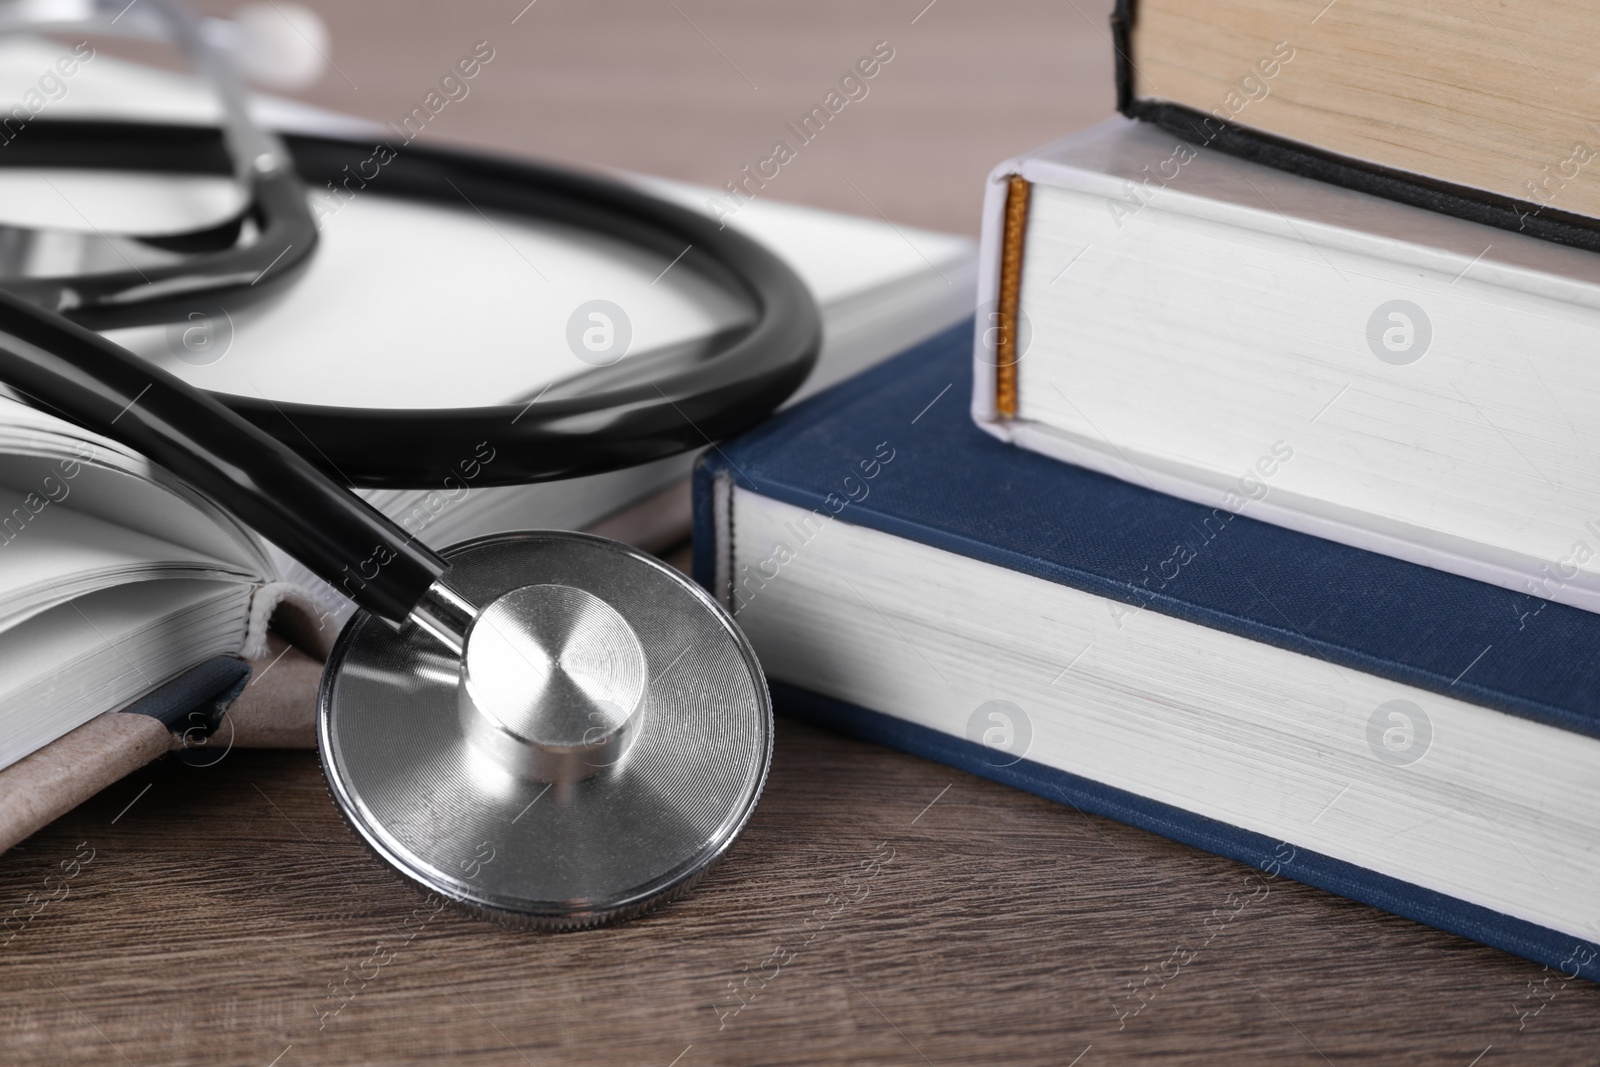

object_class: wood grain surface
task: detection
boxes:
[4,1,1599,1063]
[5,722,1599,1066]
[192,0,1118,238]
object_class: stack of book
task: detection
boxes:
[693,1,1600,979]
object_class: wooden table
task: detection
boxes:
[3,1,1598,1063]
[6,720,1599,1065]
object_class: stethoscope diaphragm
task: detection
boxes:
[317,531,772,929]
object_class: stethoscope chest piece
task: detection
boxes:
[317,532,772,930]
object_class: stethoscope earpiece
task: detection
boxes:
[318,532,772,930]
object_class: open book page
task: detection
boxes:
[0,579,251,770]
[0,397,275,576]
[0,476,262,633]
[102,175,970,411]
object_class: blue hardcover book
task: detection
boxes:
[693,319,1600,982]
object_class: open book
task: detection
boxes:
[0,37,977,842]
[0,400,273,769]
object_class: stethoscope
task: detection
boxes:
[0,0,821,927]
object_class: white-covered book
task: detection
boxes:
[973,118,1600,615]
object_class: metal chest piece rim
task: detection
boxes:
[316,531,773,930]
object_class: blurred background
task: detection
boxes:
[190,0,1117,237]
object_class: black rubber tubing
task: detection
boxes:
[0,121,824,489]
[0,287,444,623]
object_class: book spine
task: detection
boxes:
[690,452,724,598]
[970,165,1023,439]
[1111,0,1135,114]
[993,176,1031,420]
